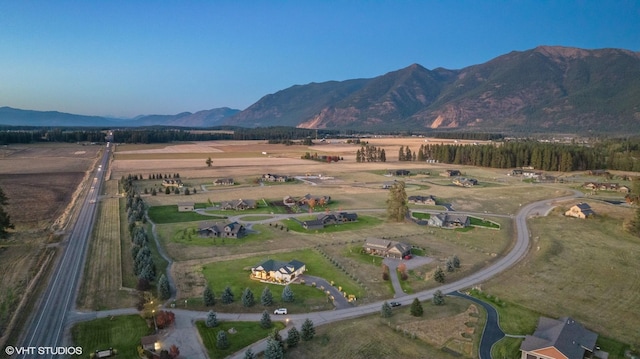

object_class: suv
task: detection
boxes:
[273,308,288,315]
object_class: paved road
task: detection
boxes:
[15,145,110,359]
[449,291,504,359]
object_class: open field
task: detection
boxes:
[0,143,100,342]
[71,314,152,358]
[286,296,485,359]
[77,180,137,310]
[103,139,640,354]
[196,320,285,359]
[481,200,640,346]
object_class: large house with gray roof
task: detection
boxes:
[250,259,306,284]
[520,316,599,359]
[428,213,470,228]
[362,238,412,259]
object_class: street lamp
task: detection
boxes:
[152,309,158,333]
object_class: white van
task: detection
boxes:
[273,308,287,315]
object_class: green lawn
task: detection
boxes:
[196,321,285,359]
[148,205,224,224]
[72,315,152,358]
[411,212,431,220]
[160,222,276,247]
[200,249,362,312]
[284,215,383,233]
[469,216,501,229]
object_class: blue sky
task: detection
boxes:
[1,1,638,118]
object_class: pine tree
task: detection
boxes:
[452,254,461,268]
[242,287,255,307]
[281,285,294,302]
[286,326,300,348]
[433,290,445,305]
[216,330,229,349]
[221,286,234,304]
[386,181,408,222]
[381,301,392,318]
[434,266,446,283]
[301,318,315,341]
[263,338,284,359]
[206,310,218,327]
[203,286,216,306]
[261,287,273,306]
[243,348,256,359]
[157,274,170,300]
[410,298,423,317]
[260,310,272,329]
[398,145,405,161]
[445,258,454,272]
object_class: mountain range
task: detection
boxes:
[2,46,639,134]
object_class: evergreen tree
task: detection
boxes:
[203,286,216,306]
[286,326,300,348]
[381,301,392,318]
[433,290,445,305]
[243,348,256,359]
[165,187,171,194]
[356,149,362,163]
[206,157,213,167]
[261,287,273,306]
[398,145,405,161]
[410,298,423,317]
[206,310,218,328]
[445,258,454,272]
[281,285,294,302]
[263,338,284,359]
[221,286,234,304]
[157,274,171,300]
[301,318,315,341]
[452,254,461,269]
[242,287,255,307]
[260,310,272,329]
[386,181,408,222]
[216,330,229,349]
[434,266,446,283]
[380,148,386,162]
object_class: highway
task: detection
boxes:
[16,145,110,359]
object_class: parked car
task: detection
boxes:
[389,301,401,307]
[273,308,288,315]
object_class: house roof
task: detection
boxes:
[363,238,392,250]
[141,335,158,346]
[521,317,598,359]
[574,202,595,216]
[254,259,305,274]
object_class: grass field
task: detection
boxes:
[194,248,361,313]
[71,315,152,357]
[284,215,384,233]
[196,320,285,359]
[77,180,136,310]
[481,201,640,347]
[286,296,485,359]
[147,204,224,223]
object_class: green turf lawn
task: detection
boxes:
[196,321,285,359]
[469,216,501,229]
[72,315,152,357]
[284,215,383,233]
[200,249,362,312]
[158,222,276,247]
[411,212,431,220]
[147,205,224,224]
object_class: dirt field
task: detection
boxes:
[0,143,101,341]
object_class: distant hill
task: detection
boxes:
[227,46,640,134]
[0,107,240,128]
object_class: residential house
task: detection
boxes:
[162,179,183,187]
[453,177,478,187]
[523,171,543,180]
[283,195,297,207]
[393,169,410,176]
[198,221,246,238]
[362,238,412,259]
[219,199,257,210]
[213,178,234,186]
[565,203,595,219]
[177,202,194,212]
[509,169,524,176]
[428,213,470,228]
[442,169,462,177]
[302,212,358,230]
[520,317,598,359]
[251,259,306,284]
[381,181,397,189]
[583,182,622,192]
[297,194,331,207]
[262,173,289,182]
[408,195,437,205]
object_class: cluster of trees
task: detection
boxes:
[301,152,342,163]
[356,145,386,162]
[0,187,14,239]
[398,146,418,161]
[260,318,316,359]
[0,127,106,144]
[123,175,158,289]
[203,285,294,308]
